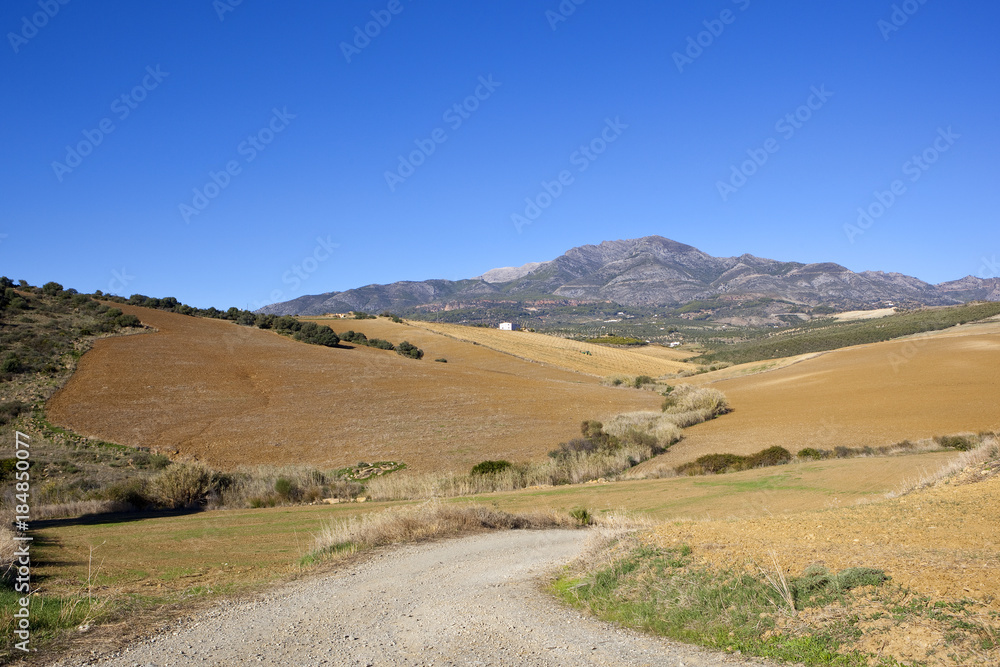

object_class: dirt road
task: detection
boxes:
[51,530,768,666]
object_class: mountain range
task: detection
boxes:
[259,236,1000,316]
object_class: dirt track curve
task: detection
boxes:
[47,531,769,667]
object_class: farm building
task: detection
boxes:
[498,322,519,331]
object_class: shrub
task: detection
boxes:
[434,358,447,363]
[396,341,423,359]
[570,507,593,526]
[274,476,299,500]
[796,447,829,460]
[152,463,214,508]
[41,281,64,296]
[470,460,513,476]
[2,353,24,374]
[368,338,395,350]
[633,375,654,388]
[745,446,792,469]
[934,435,974,451]
[100,478,152,509]
[0,400,28,425]
[115,313,142,328]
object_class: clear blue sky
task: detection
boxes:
[2,1,998,309]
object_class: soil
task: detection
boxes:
[45,306,662,472]
[647,321,1000,468]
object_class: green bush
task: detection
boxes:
[100,478,152,509]
[796,447,829,460]
[396,341,424,359]
[274,476,299,500]
[633,375,654,388]
[570,507,593,526]
[0,400,28,425]
[934,435,974,451]
[745,446,792,469]
[1,353,24,374]
[470,460,513,476]
[115,313,142,328]
[434,358,447,363]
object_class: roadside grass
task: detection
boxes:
[552,538,902,666]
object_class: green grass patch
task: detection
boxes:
[553,542,897,666]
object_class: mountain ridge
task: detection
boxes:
[258,236,1000,316]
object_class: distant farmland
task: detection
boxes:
[397,320,695,377]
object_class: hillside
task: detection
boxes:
[260,236,1000,316]
[638,318,1000,470]
[45,306,663,472]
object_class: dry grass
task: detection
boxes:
[46,306,664,473]
[33,500,132,520]
[406,320,694,377]
[887,434,999,498]
[365,443,662,501]
[308,501,573,559]
[0,525,15,574]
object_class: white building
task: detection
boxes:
[498,322,519,331]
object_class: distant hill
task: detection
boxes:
[258,236,1000,316]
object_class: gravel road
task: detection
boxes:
[52,530,770,667]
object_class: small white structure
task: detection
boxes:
[498,322,519,331]
[668,342,681,348]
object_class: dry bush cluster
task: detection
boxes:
[368,385,731,501]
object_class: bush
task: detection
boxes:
[41,281,64,296]
[796,447,828,460]
[396,341,423,359]
[1,353,24,374]
[470,460,513,476]
[434,358,447,363]
[0,400,28,425]
[745,446,792,469]
[115,313,142,328]
[100,478,152,509]
[570,507,593,526]
[934,435,974,451]
[274,476,299,500]
[633,375,654,388]
[152,463,214,509]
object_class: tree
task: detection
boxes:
[42,281,64,296]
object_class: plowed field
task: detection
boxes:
[46,307,662,472]
[639,321,1000,469]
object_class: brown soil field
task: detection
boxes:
[403,320,694,377]
[637,320,1000,470]
[46,307,662,472]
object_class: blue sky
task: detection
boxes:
[2,1,998,309]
